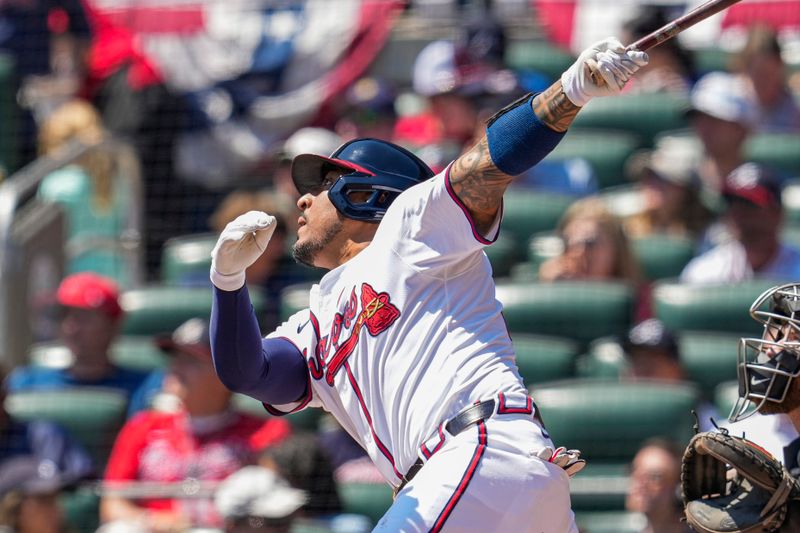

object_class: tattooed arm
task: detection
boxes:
[449,80,580,235]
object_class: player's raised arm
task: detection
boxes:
[449,38,648,234]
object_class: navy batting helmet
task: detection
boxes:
[291,138,434,222]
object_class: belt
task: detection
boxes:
[398,399,496,492]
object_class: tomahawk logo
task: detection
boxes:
[323,283,400,385]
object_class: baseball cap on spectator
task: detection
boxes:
[412,40,517,98]
[155,317,211,361]
[280,128,343,162]
[687,72,758,127]
[215,466,307,521]
[628,135,702,188]
[623,319,679,358]
[722,162,783,209]
[56,272,123,320]
[0,456,69,498]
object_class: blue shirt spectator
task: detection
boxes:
[7,273,154,417]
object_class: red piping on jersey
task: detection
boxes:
[497,392,533,415]
[344,361,404,480]
[420,423,446,459]
[262,336,314,416]
[443,164,502,246]
[430,420,488,532]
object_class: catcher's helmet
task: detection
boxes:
[730,283,800,421]
[291,138,434,222]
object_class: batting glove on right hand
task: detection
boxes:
[536,446,587,478]
[561,38,649,107]
[210,210,276,291]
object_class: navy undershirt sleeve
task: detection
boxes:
[211,285,308,405]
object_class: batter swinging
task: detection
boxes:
[209,38,647,532]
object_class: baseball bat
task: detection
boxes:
[588,0,744,84]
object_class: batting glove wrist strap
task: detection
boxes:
[561,37,649,107]
[210,210,277,291]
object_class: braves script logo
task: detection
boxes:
[308,283,400,385]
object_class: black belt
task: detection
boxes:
[398,399,496,492]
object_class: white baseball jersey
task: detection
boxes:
[263,167,539,486]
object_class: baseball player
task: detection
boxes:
[725,282,800,469]
[209,38,647,532]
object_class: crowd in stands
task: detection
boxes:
[1,1,799,532]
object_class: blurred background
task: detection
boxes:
[0,0,799,532]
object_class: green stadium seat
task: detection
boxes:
[496,281,635,344]
[652,280,777,336]
[30,337,169,372]
[120,284,266,335]
[511,333,579,385]
[532,379,699,461]
[569,462,630,512]
[575,511,646,533]
[4,387,128,467]
[280,283,314,321]
[571,93,690,148]
[61,485,100,533]
[161,233,217,285]
[693,47,732,74]
[505,40,575,82]
[679,331,740,393]
[485,232,521,278]
[576,337,628,380]
[544,129,642,189]
[337,482,393,525]
[631,235,694,281]
[526,232,562,273]
[714,380,740,418]
[746,133,800,178]
[500,189,574,247]
[783,226,800,248]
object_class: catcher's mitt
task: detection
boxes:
[681,430,800,532]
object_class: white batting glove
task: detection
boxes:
[210,211,277,291]
[535,446,587,478]
[561,38,649,107]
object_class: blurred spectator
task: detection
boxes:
[0,0,90,167]
[687,71,757,198]
[259,432,371,533]
[318,416,384,485]
[539,197,642,284]
[6,273,155,416]
[0,456,71,533]
[732,25,800,133]
[621,6,694,95]
[335,77,398,142]
[215,466,306,533]
[625,438,691,533]
[0,366,94,483]
[101,318,290,531]
[395,17,518,170]
[37,98,131,282]
[622,319,717,430]
[681,163,800,284]
[624,135,712,241]
[271,128,344,205]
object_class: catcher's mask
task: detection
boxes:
[730,283,800,422]
[291,138,434,222]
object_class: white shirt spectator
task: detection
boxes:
[680,240,800,284]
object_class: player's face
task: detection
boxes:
[59,306,117,359]
[625,446,680,515]
[293,170,347,268]
[757,322,800,416]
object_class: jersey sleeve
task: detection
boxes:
[262,310,324,416]
[375,165,502,275]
